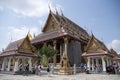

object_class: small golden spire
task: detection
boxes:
[27,30,32,40]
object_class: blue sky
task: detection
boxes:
[0,0,120,53]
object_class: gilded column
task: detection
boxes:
[64,37,68,55]
[53,40,57,66]
[60,43,62,59]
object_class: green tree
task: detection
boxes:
[38,44,57,66]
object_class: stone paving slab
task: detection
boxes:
[0,73,120,80]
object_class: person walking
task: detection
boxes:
[47,65,51,76]
[113,63,118,74]
[38,64,41,75]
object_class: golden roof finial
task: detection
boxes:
[48,4,51,13]
[60,8,64,16]
[91,29,93,36]
[27,30,32,40]
[10,35,12,42]
[55,7,59,15]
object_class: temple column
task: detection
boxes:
[92,58,94,71]
[106,57,109,67]
[87,57,90,71]
[96,58,99,67]
[118,62,120,68]
[60,44,62,59]
[14,57,19,72]
[1,58,6,71]
[7,57,12,71]
[53,40,57,66]
[64,38,68,54]
[102,56,106,71]
[28,57,32,71]
[22,58,25,71]
[109,59,112,65]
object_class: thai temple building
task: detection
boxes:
[0,10,120,73]
[31,10,90,67]
[0,35,36,72]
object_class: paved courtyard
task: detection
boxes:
[0,72,120,80]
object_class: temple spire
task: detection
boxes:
[10,35,12,42]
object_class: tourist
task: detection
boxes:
[94,65,98,73]
[38,64,41,75]
[23,64,28,76]
[19,63,22,71]
[84,64,87,71]
[35,64,40,75]
[50,64,54,74]
[98,64,102,73]
[26,64,29,71]
[47,65,51,76]
[80,63,84,72]
[113,63,118,74]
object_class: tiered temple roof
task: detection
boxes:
[0,35,37,57]
[31,11,90,45]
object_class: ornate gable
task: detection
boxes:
[86,34,107,52]
[110,48,118,57]
[18,35,36,53]
[42,12,59,32]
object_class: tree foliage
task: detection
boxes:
[38,44,58,66]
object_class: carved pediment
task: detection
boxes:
[43,13,58,32]
[18,36,35,53]
[86,34,107,52]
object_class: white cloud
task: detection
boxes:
[0,6,3,11]
[7,26,39,41]
[0,0,54,17]
[55,4,64,11]
[107,40,120,53]
[38,19,44,25]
